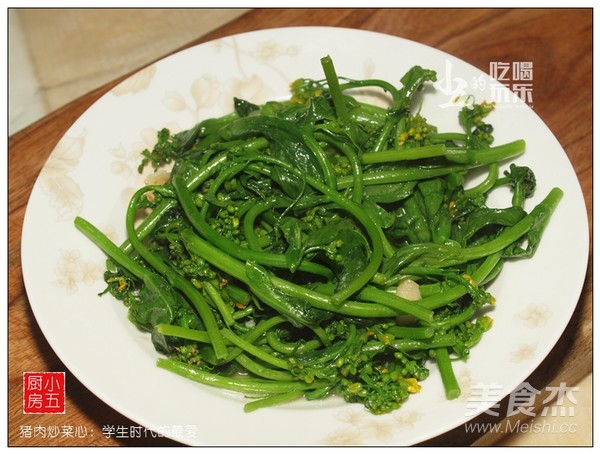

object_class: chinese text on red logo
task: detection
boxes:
[23,372,66,414]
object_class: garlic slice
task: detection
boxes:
[395,278,422,301]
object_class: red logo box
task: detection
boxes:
[23,372,66,414]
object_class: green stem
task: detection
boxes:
[302,126,338,191]
[444,140,526,165]
[321,55,351,126]
[119,198,178,255]
[265,331,322,355]
[172,173,333,279]
[460,187,563,264]
[426,304,477,331]
[338,78,399,98]
[244,390,306,413]
[75,216,155,281]
[337,139,525,190]
[234,354,296,382]
[184,152,229,192]
[242,199,278,251]
[391,333,456,352]
[315,131,364,204]
[361,144,447,164]
[181,229,399,319]
[222,316,288,364]
[157,358,324,396]
[125,186,229,361]
[202,280,235,327]
[220,329,291,371]
[430,132,468,143]
[385,325,434,340]
[155,324,211,343]
[337,164,468,189]
[434,347,461,400]
[464,162,499,198]
[238,156,384,304]
[418,250,503,311]
[357,286,434,323]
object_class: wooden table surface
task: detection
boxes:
[8,8,592,447]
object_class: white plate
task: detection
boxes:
[21,27,588,446]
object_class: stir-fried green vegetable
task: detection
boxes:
[74,55,562,415]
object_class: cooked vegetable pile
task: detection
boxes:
[74,56,562,415]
